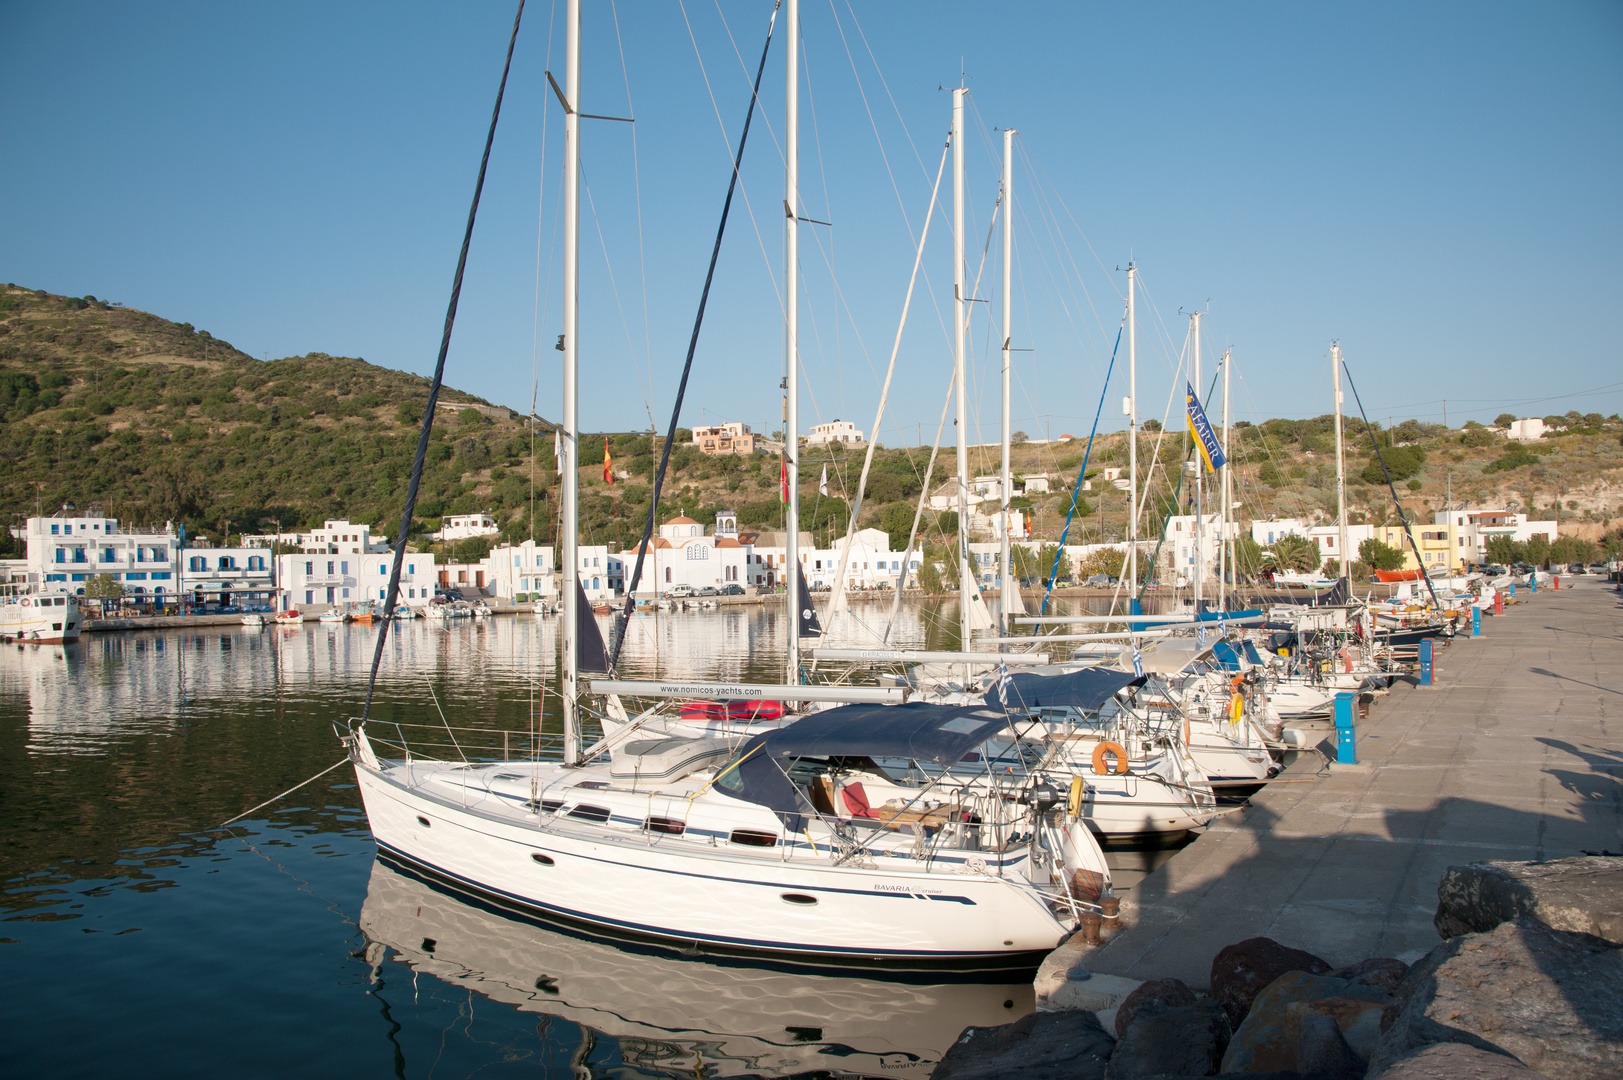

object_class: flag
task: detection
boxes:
[1132,646,1144,678]
[780,458,789,503]
[553,429,562,474]
[996,660,1012,708]
[1185,382,1228,474]
[818,465,828,497]
[603,436,614,485]
[1197,623,1207,649]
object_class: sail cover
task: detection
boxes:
[796,567,823,638]
[721,702,1009,822]
[985,668,1143,713]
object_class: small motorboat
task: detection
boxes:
[318,609,349,625]
[240,612,268,627]
[274,609,304,625]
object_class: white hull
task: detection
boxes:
[0,596,82,643]
[353,758,1068,973]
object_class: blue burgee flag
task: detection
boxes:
[1186,382,1227,474]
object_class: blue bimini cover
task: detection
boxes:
[716,702,1011,823]
[984,668,1144,713]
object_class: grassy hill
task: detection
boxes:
[1,282,1619,567]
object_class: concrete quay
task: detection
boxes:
[1040,577,1623,1000]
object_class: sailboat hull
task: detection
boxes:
[353,762,1065,975]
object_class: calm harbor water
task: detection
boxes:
[2,599,1118,1079]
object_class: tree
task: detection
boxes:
[1078,547,1125,579]
[1011,431,1029,445]
[1360,444,1425,484]
[1484,534,1521,565]
[85,573,125,600]
[1232,534,1266,578]
[1494,413,1518,428]
[1459,422,1495,448]
[916,557,945,594]
[1036,543,1071,584]
[935,510,959,538]
[1550,536,1599,565]
[1522,534,1552,567]
[879,501,916,552]
[1358,537,1406,572]
[1269,534,1319,572]
[1012,544,1041,582]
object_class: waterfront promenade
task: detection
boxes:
[1049,577,1622,990]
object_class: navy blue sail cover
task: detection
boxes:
[716,702,1011,822]
[985,668,1144,712]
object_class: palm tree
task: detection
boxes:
[1268,534,1320,572]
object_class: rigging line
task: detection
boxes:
[884,369,956,643]
[217,758,349,829]
[826,137,949,634]
[1013,139,1112,355]
[579,167,647,398]
[1341,358,1444,612]
[361,0,525,723]
[837,0,930,183]
[609,0,657,419]
[677,0,785,315]
[1018,141,1124,305]
[1040,318,1123,615]
[530,0,559,550]
[610,1,779,669]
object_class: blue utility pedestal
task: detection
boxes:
[1418,639,1434,686]
[1471,606,1481,637]
[1334,693,1357,764]
[1508,583,1516,600]
[1529,573,1537,593]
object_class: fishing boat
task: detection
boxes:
[240,611,268,627]
[318,608,349,625]
[0,591,82,644]
[274,609,304,625]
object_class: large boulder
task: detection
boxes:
[1293,1012,1362,1079]
[1209,936,1333,1028]
[1219,971,1393,1074]
[1113,977,1198,1038]
[931,1008,1115,1080]
[1370,1042,1552,1078]
[1367,918,1623,1080]
[1103,998,1231,1080]
[1434,856,1623,943]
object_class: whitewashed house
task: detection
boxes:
[19,511,179,604]
[277,550,438,611]
[244,519,390,555]
[432,513,501,542]
[481,541,557,600]
[807,419,864,446]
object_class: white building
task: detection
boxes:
[1439,510,1558,563]
[807,419,864,446]
[748,526,907,592]
[1161,514,1245,586]
[18,511,180,605]
[1507,418,1546,443]
[480,541,557,600]
[277,550,438,612]
[576,544,625,602]
[180,546,276,610]
[244,519,391,555]
[626,513,751,597]
[433,513,501,542]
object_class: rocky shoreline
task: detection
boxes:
[932,855,1622,1079]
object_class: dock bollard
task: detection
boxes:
[1494,592,1504,616]
[1418,639,1435,686]
[1334,693,1357,764]
[1079,910,1103,944]
[1471,606,1481,637]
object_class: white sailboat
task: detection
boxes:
[344,0,1102,973]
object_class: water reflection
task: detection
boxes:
[360,856,1032,1079]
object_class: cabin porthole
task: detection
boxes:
[416,815,431,828]
[530,852,555,866]
[780,893,818,906]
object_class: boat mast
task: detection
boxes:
[1332,340,1348,588]
[783,0,801,686]
[1220,348,1232,611]
[999,127,1016,626]
[952,88,972,654]
[1127,263,1137,602]
[1190,311,1203,613]
[560,0,581,761]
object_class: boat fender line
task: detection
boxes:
[1091,741,1129,776]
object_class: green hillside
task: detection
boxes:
[1,282,1619,569]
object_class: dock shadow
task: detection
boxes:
[1529,667,1622,697]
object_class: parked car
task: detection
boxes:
[695,586,719,597]
[1589,563,1611,575]
[720,584,746,596]
[669,584,694,598]
[435,588,465,603]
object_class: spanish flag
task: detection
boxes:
[603,436,614,485]
[1185,382,1227,474]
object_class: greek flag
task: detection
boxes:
[1132,646,1144,678]
[1186,382,1227,474]
[996,661,1012,707]
[1197,623,1207,649]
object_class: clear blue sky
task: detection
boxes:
[3,1,1620,445]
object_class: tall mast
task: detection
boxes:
[560,0,581,761]
[1127,263,1137,603]
[783,0,801,685]
[952,88,972,650]
[1220,348,1232,610]
[999,127,1016,625]
[1332,341,1348,587]
[1190,311,1203,612]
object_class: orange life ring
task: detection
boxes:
[20,598,30,607]
[1092,741,1129,776]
